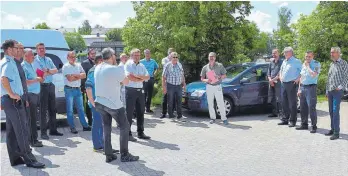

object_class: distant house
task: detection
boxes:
[82,34,107,47]
[91,28,113,35]
[55,27,76,34]
[89,41,124,60]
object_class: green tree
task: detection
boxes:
[35,22,50,29]
[106,28,123,41]
[64,32,87,52]
[78,20,92,35]
[273,7,295,50]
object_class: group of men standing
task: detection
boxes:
[267,47,348,140]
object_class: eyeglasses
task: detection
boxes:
[173,57,178,58]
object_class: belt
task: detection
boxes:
[64,85,80,89]
[2,95,24,105]
[283,81,295,83]
[125,87,143,91]
[301,84,316,86]
[41,83,52,86]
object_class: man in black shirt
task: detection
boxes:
[267,49,283,118]
[81,49,96,126]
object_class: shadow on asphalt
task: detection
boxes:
[109,160,165,176]
[135,139,180,150]
[316,128,348,141]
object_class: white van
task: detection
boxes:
[1,29,69,122]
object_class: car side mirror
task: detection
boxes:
[240,78,250,84]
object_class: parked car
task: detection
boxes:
[183,62,272,116]
[1,29,70,122]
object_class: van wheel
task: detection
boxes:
[215,97,234,118]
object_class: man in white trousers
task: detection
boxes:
[200,52,228,125]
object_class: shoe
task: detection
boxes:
[223,120,229,125]
[49,130,63,136]
[121,153,139,162]
[112,149,120,153]
[83,126,92,131]
[101,149,120,155]
[138,133,151,140]
[34,140,42,144]
[160,114,166,119]
[278,121,288,125]
[310,126,317,133]
[105,154,117,163]
[26,161,45,169]
[70,128,78,134]
[11,158,25,166]
[31,141,43,147]
[146,110,154,113]
[268,114,278,118]
[129,135,137,142]
[330,134,339,140]
[325,130,334,136]
[288,123,296,128]
[41,134,49,140]
[295,125,308,130]
[210,119,215,124]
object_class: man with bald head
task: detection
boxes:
[22,48,44,147]
[62,51,91,134]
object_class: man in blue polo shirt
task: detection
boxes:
[140,49,159,113]
[22,48,44,147]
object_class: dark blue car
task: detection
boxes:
[182,62,272,116]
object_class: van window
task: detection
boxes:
[33,53,64,72]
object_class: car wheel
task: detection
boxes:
[215,97,234,117]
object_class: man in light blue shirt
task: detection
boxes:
[22,48,44,147]
[125,48,150,141]
[296,51,321,133]
[278,47,302,127]
[94,47,139,163]
[1,40,45,168]
[33,43,63,139]
[140,49,159,113]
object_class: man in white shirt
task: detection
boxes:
[62,51,91,134]
[94,48,139,163]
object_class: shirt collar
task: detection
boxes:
[4,54,14,62]
[336,58,342,63]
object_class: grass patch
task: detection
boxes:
[317,94,327,103]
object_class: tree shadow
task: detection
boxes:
[135,139,180,150]
[315,128,348,141]
[110,160,166,176]
[174,119,209,129]
[144,118,165,128]
[48,137,82,148]
[217,122,252,130]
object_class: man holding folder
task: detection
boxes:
[200,52,228,125]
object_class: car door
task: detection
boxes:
[257,65,270,104]
[238,69,260,106]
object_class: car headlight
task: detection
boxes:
[191,90,206,97]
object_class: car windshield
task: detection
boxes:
[226,65,250,78]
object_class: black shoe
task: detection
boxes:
[35,140,43,144]
[31,141,44,147]
[325,130,334,136]
[138,133,151,140]
[70,128,78,134]
[295,125,308,130]
[146,110,154,114]
[330,134,339,140]
[26,161,45,169]
[160,114,166,119]
[129,135,137,142]
[11,158,25,166]
[310,126,317,133]
[121,153,139,162]
[268,114,278,118]
[278,121,288,125]
[83,126,92,131]
[41,134,49,140]
[105,154,117,163]
[103,149,120,155]
[49,130,63,136]
[288,123,296,128]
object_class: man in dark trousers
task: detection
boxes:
[81,49,96,126]
[267,49,283,118]
[33,43,63,139]
[125,48,151,141]
[1,40,45,168]
[22,48,44,147]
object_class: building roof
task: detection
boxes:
[82,35,107,39]
[89,41,124,48]
[91,28,113,35]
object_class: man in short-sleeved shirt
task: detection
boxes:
[62,51,90,134]
[125,49,151,141]
[200,52,228,124]
[267,49,283,118]
[140,49,159,113]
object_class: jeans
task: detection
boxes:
[95,103,129,155]
[167,83,182,119]
[64,87,88,128]
[299,85,317,127]
[328,90,344,134]
[91,105,104,149]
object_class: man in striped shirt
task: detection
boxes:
[325,47,348,140]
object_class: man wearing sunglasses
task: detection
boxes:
[1,40,45,168]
